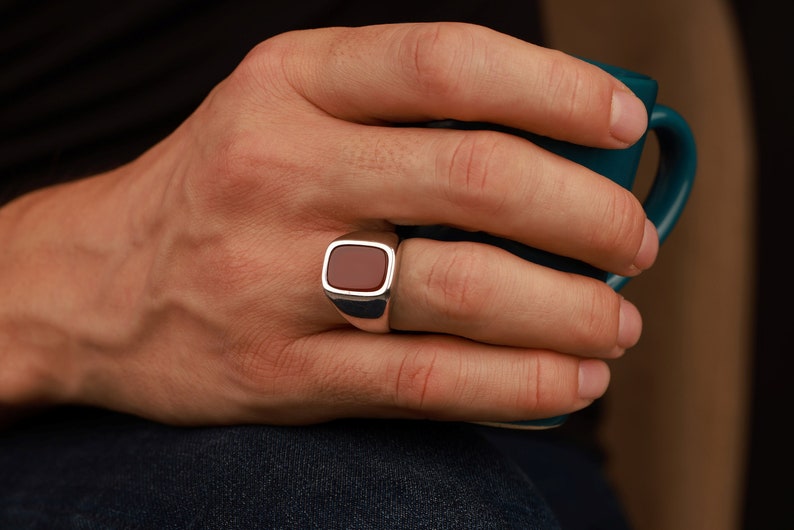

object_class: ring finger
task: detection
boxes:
[390,237,640,358]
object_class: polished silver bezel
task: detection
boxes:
[321,238,396,299]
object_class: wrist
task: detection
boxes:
[0,165,152,410]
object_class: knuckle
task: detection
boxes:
[569,283,620,351]
[398,22,476,98]
[437,132,507,214]
[589,187,646,258]
[533,52,613,139]
[229,332,303,390]
[187,42,315,215]
[189,129,269,213]
[235,33,295,92]
[522,353,576,412]
[391,341,460,413]
[525,356,546,412]
[197,41,306,203]
[392,347,437,411]
[423,245,491,320]
[191,117,299,213]
[542,54,586,123]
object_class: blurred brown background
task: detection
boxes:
[543,0,791,528]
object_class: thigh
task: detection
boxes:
[0,407,560,530]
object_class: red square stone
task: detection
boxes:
[326,244,388,292]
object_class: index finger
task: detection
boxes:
[262,22,648,148]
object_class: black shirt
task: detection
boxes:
[0,1,544,203]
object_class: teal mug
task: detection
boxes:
[397,59,697,429]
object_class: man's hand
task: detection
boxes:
[0,23,656,426]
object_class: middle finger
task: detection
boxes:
[313,123,653,279]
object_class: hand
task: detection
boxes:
[0,22,656,426]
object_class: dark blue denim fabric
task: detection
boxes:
[477,427,633,530]
[0,408,563,529]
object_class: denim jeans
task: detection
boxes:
[0,407,629,529]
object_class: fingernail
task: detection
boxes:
[618,297,642,349]
[610,89,648,145]
[578,359,610,400]
[631,218,659,272]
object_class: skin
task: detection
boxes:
[0,22,657,427]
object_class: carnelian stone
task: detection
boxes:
[327,245,387,292]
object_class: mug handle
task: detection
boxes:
[607,104,697,291]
